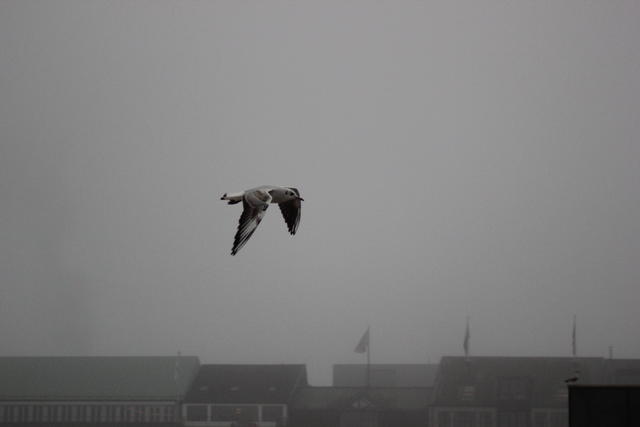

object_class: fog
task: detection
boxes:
[1,1,639,385]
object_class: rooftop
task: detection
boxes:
[0,356,200,401]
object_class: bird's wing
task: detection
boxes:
[231,191,271,255]
[278,198,301,235]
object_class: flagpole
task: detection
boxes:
[464,316,470,361]
[366,326,371,388]
[572,315,577,358]
[175,351,181,423]
[354,326,371,388]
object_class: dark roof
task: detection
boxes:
[184,364,308,404]
[333,364,438,387]
[569,385,640,427]
[0,356,200,401]
[432,356,606,408]
[292,387,431,411]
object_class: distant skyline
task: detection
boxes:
[1,1,639,385]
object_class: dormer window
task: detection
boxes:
[458,385,475,401]
[352,397,374,409]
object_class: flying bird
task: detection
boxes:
[564,376,579,384]
[221,186,303,255]
[564,369,581,384]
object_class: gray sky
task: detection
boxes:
[1,1,639,385]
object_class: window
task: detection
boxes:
[477,412,492,427]
[127,405,142,422]
[84,405,93,422]
[210,405,259,422]
[438,411,452,427]
[61,405,71,422]
[151,406,164,422]
[453,412,474,427]
[134,405,146,422]
[458,385,476,401]
[340,411,378,427]
[534,412,548,427]
[55,405,61,422]
[549,411,567,427]
[17,405,29,422]
[21,405,31,422]
[126,406,137,422]
[186,404,208,421]
[106,405,115,422]
[532,410,567,427]
[165,405,175,422]
[498,411,528,427]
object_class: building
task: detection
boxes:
[603,358,640,384]
[291,386,432,427]
[182,364,307,427]
[286,364,435,427]
[0,356,200,426]
[2,355,638,427]
[429,356,607,427]
[333,364,439,388]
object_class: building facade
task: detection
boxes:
[429,356,608,427]
[0,356,200,426]
[291,386,432,427]
[2,356,639,427]
[333,364,438,388]
[182,364,307,427]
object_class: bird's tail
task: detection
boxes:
[221,191,244,205]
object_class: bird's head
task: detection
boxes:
[285,188,304,201]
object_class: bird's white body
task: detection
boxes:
[221,186,297,204]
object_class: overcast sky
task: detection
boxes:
[1,1,639,385]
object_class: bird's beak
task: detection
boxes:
[298,197,304,201]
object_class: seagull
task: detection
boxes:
[564,369,580,384]
[221,186,304,255]
[564,376,579,384]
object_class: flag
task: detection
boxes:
[355,327,369,354]
[572,315,576,357]
[463,316,470,358]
